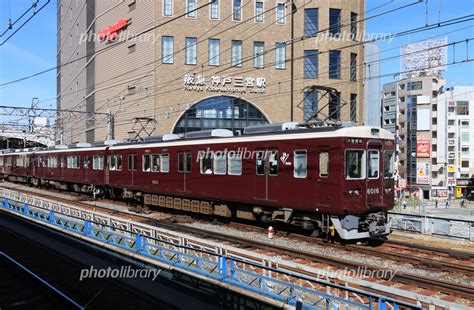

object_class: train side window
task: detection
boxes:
[200,153,213,174]
[319,152,329,177]
[152,155,160,172]
[256,151,265,175]
[109,155,116,171]
[116,155,122,171]
[60,157,65,168]
[128,154,136,171]
[93,155,104,170]
[185,153,192,173]
[83,156,89,169]
[383,151,394,179]
[143,155,151,172]
[368,150,380,179]
[294,150,307,178]
[0,157,4,167]
[228,152,242,176]
[160,154,169,173]
[178,153,184,173]
[269,151,278,176]
[214,153,226,175]
[345,150,365,180]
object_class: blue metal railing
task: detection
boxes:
[1,196,421,310]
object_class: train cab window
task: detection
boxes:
[228,152,242,176]
[93,155,104,170]
[256,151,266,175]
[151,155,160,172]
[143,155,151,172]
[83,156,89,169]
[200,154,213,174]
[383,151,394,179]
[214,153,226,175]
[345,150,365,180]
[368,150,380,179]
[269,151,278,176]
[128,154,136,171]
[319,152,329,177]
[160,154,169,173]
[294,150,307,178]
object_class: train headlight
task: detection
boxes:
[348,189,360,196]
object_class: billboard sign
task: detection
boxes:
[400,38,447,79]
[416,162,431,185]
[416,134,431,158]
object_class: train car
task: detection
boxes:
[0,124,395,240]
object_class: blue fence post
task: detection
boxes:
[3,197,8,208]
[136,234,143,252]
[220,256,227,280]
[49,211,55,224]
[84,220,91,236]
[379,298,386,310]
[393,302,399,310]
[23,203,29,215]
[229,259,235,280]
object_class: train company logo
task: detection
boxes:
[280,152,290,165]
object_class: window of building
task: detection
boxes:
[329,50,341,79]
[304,90,317,121]
[210,0,219,19]
[304,8,318,36]
[233,0,241,21]
[457,101,469,115]
[462,133,469,143]
[329,92,340,120]
[351,12,357,40]
[163,0,173,16]
[187,0,196,18]
[350,93,357,122]
[185,37,197,65]
[346,150,365,179]
[214,153,227,175]
[228,153,242,175]
[368,150,380,179]
[304,50,318,78]
[319,152,328,177]
[406,81,422,91]
[253,41,264,68]
[231,40,242,67]
[162,36,174,64]
[329,8,341,36]
[294,150,307,178]
[208,38,220,66]
[350,53,357,81]
[127,86,136,95]
[143,154,151,172]
[462,160,469,168]
[128,1,136,12]
[200,154,213,174]
[255,1,264,22]
[128,154,136,171]
[160,154,170,173]
[276,3,285,24]
[462,147,469,156]
[128,44,136,53]
[275,42,286,69]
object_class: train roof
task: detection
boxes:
[0,125,394,155]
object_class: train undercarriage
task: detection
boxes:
[4,175,391,240]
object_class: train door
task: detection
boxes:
[178,152,192,192]
[254,149,278,201]
[366,141,383,206]
[315,147,330,207]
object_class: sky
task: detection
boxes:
[0,0,473,112]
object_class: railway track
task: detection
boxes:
[2,184,474,307]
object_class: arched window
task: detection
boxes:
[173,96,269,134]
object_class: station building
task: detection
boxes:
[57,0,365,144]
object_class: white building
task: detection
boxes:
[364,42,381,126]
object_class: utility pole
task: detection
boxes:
[290,0,296,122]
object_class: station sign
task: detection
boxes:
[183,74,266,94]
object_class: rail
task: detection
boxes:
[0,187,425,310]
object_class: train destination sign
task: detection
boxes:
[183,74,266,94]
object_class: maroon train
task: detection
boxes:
[0,124,395,240]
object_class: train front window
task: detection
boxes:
[368,150,380,179]
[384,151,394,178]
[346,150,366,180]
